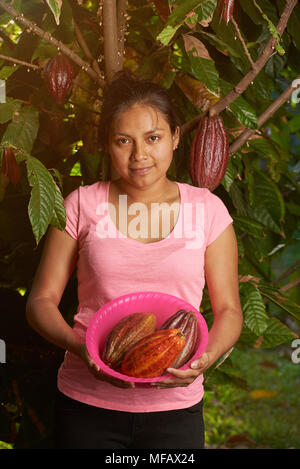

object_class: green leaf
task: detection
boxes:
[0,65,20,80]
[198,30,241,57]
[222,157,236,191]
[253,0,285,55]
[1,106,39,154]
[288,112,300,133]
[233,216,266,239]
[0,0,22,24]
[157,24,181,45]
[187,52,219,94]
[0,99,21,124]
[240,282,269,336]
[194,0,217,23]
[26,155,57,244]
[238,0,266,25]
[220,80,258,129]
[50,183,66,230]
[46,0,62,26]
[250,170,285,235]
[157,0,208,44]
[287,3,300,51]
[248,137,281,182]
[286,201,300,217]
[259,288,300,322]
[261,318,296,348]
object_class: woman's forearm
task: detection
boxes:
[25,297,85,357]
[205,307,244,363]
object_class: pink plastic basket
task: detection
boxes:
[86,291,208,383]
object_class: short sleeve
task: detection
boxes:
[64,188,79,240]
[205,189,233,247]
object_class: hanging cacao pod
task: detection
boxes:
[160,309,198,368]
[219,0,235,24]
[121,329,186,378]
[189,114,229,191]
[1,147,21,186]
[44,54,73,104]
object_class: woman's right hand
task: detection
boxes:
[76,343,135,389]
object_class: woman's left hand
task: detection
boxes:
[151,351,214,388]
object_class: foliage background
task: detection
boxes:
[0,0,299,448]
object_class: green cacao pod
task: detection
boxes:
[44,54,73,104]
[189,115,229,191]
[160,309,198,368]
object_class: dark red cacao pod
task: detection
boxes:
[160,309,198,368]
[121,329,186,378]
[1,147,21,186]
[219,0,235,24]
[189,115,229,192]
[44,54,73,104]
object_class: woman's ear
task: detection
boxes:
[172,125,180,150]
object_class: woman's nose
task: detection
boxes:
[131,141,147,161]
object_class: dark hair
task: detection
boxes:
[98,70,181,147]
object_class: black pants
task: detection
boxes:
[53,390,205,449]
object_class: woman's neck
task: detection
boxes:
[113,177,174,205]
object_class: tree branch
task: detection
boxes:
[73,19,102,77]
[231,17,255,69]
[229,74,300,155]
[103,0,121,83]
[272,260,300,284]
[117,0,127,69]
[0,0,105,87]
[280,277,300,293]
[181,0,297,136]
[0,53,40,70]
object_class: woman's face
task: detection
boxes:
[107,103,180,189]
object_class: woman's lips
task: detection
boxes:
[130,166,153,175]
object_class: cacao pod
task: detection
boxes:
[102,312,157,370]
[121,329,186,378]
[44,54,73,104]
[189,115,229,192]
[160,309,198,368]
[219,0,235,24]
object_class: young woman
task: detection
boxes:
[26,70,243,449]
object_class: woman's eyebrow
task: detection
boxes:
[114,128,166,136]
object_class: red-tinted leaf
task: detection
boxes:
[1,148,21,186]
[150,0,170,22]
[218,0,225,22]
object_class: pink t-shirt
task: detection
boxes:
[57,180,233,412]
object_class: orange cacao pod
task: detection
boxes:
[189,115,229,191]
[44,54,73,104]
[121,329,186,378]
[102,312,157,370]
[160,309,198,368]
